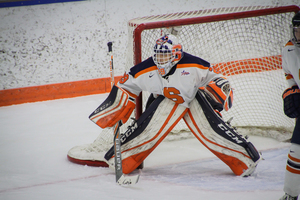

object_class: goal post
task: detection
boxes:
[125,5,299,141]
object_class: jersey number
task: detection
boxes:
[163,87,185,104]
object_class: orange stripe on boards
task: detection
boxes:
[122,105,189,174]
[287,165,300,175]
[184,110,249,176]
[0,76,122,107]
[0,55,283,107]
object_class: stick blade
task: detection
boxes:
[117,174,140,186]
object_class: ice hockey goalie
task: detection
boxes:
[67,34,261,177]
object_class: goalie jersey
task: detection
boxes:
[282,41,300,88]
[118,52,222,108]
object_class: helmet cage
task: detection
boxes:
[290,25,300,47]
[153,35,183,76]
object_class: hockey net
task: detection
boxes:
[103,5,299,143]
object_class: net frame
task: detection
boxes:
[125,5,300,141]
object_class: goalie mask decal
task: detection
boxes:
[156,35,170,45]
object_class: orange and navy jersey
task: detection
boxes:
[118,52,222,108]
[282,40,300,88]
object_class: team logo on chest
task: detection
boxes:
[181,70,190,76]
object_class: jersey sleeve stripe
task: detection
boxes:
[123,88,138,99]
[285,41,294,47]
[134,66,157,78]
[177,63,209,70]
[285,73,294,80]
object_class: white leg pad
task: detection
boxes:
[105,96,188,174]
[183,91,261,176]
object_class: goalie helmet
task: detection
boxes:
[153,34,183,76]
[291,11,300,47]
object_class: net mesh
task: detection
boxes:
[122,6,297,141]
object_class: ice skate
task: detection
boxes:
[67,127,114,167]
[240,153,262,177]
[280,193,298,200]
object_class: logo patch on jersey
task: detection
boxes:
[181,70,190,76]
[149,73,154,78]
[288,49,295,52]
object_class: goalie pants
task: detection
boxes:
[284,118,300,197]
[107,91,260,175]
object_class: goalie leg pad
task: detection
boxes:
[105,96,188,174]
[183,90,261,176]
[89,85,136,128]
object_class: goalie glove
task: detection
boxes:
[282,85,300,118]
[204,77,233,111]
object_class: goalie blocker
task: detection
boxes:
[104,90,261,176]
[89,85,136,128]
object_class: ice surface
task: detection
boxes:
[0,94,292,200]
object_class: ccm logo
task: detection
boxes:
[217,123,243,144]
[120,122,138,143]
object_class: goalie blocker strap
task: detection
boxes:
[89,85,136,128]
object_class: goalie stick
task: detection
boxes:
[107,42,114,88]
[107,42,139,186]
[113,120,140,186]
